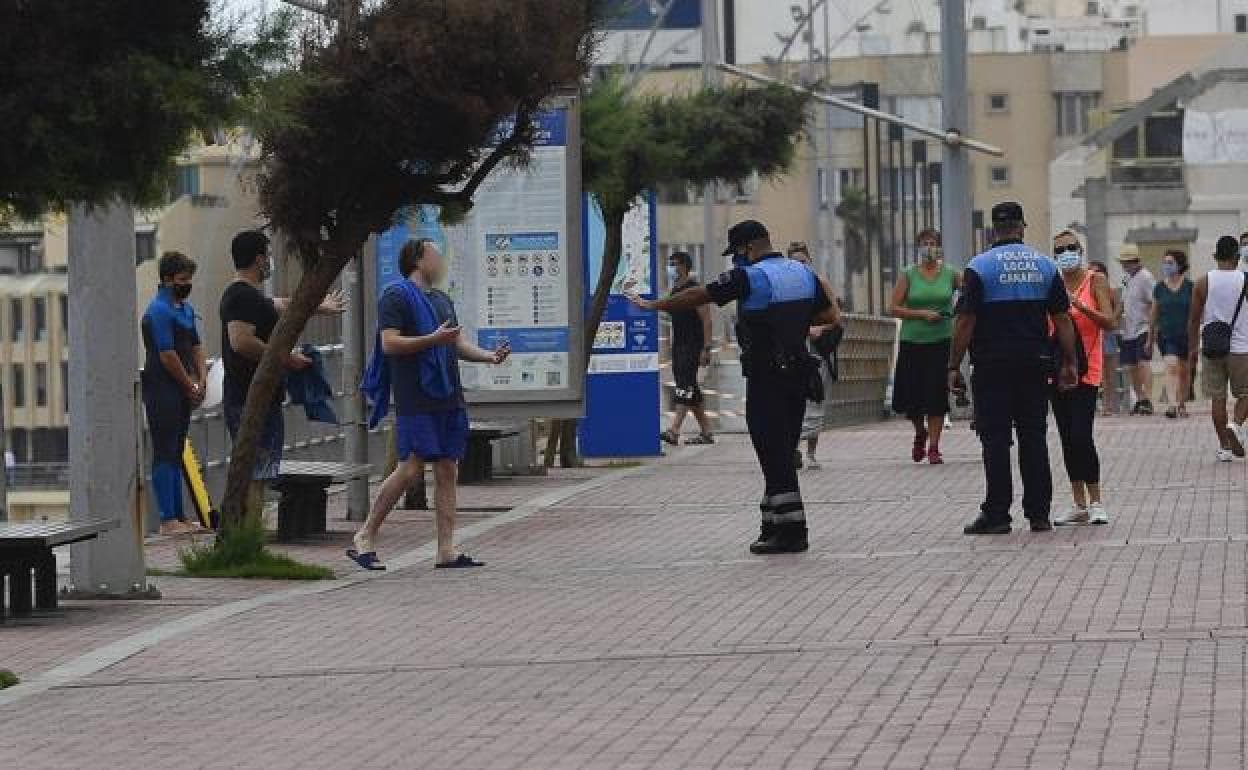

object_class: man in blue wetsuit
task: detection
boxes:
[141,251,208,535]
[630,220,839,554]
[947,202,1079,535]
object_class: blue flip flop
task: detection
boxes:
[346,549,387,571]
[435,554,485,569]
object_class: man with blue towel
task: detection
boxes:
[351,238,510,570]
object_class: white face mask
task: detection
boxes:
[1240,245,1248,263]
[666,266,680,284]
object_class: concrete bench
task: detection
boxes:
[274,461,371,542]
[0,519,115,621]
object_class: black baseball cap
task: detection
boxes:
[721,219,770,256]
[990,201,1026,226]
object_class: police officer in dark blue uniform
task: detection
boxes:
[947,202,1079,534]
[629,220,837,553]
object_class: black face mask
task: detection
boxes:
[173,284,192,300]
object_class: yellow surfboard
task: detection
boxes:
[181,438,217,529]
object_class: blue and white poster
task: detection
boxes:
[579,192,661,458]
[374,108,573,395]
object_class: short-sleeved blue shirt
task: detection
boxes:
[959,239,1070,367]
[378,283,464,414]
[141,287,201,390]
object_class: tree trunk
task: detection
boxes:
[219,248,353,533]
[583,207,627,367]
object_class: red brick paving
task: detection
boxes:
[3,412,1248,768]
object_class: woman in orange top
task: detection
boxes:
[1050,230,1117,525]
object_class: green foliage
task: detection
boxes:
[0,670,18,689]
[256,0,605,254]
[582,75,811,220]
[0,1,292,218]
[836,186,877,275]
[178,518,333,580]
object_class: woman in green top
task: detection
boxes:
[890,229,961,464]
[1150,248,1193,419]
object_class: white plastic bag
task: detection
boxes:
[202,358,224,409]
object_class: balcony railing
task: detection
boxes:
[1110,159,1184,189]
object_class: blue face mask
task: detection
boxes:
[665,266,680,284]
[731,253,748,269]
[1160,262,1178,279]
[1055,251,1082,271]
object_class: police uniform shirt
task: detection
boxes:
[706,253,831,368]
[959,238,1070,367]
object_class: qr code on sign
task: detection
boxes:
[546,371,561,387]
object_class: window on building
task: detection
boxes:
[35,363,47,407]
[989,166,1011,186]
[12,363,25,408]
[817,168,829,208]
[987,93,1009,113]
[61,361,69,413]
[135,232,157,265]
[1144,113,1184,157]
[1086,1,1099,15]
[10,297,22,342]
[17,243,42,274]
[657,182,694,205]
[971,16,987,30]
[174,165,200,199]
[9,428,28,463]
[1236,14,1247,33]
[59,294,68,336]
[1055,92,1102,137]
[33,297,46,342]
[838,168,864,190]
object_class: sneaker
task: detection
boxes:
[750,527,809,555]
[1088,503,1109,525]
[1054,506,1089,526]
[963,516,1011,535]
[805,456,822,471]
[1217,448,1235,463]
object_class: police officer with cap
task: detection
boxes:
[948,202,1079,535]
[629,219,838,553]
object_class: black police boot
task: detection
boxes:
[750,522,775,552]
[750,523,809,555]
[963,516,1011,535]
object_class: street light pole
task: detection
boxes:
[701,0,721,272]
[940,0,972,268]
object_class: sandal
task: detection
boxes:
[436,553,485,569]
[346,549,387,571]
[685,433,715,445]
[927,447,944,465]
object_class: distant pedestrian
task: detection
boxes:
[1188,235,1248,463]
[1118,244,1156,415]
[1151,249,1193,419]
[1049,231,1116,526]
[628,220,838,554]
[141,252,207,535]
[660,250,715,447]
[948,202,1078,535]
[352,239,511,570]
[787,241,840,470]
[220,231,345,519]
[1088,260,1123,415]
[890,229,959,465]
[5,448,15,485]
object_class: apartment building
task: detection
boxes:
[1,139,263,464]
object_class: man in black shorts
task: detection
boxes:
[660,251,715,446]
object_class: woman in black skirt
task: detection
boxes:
[890,230,961,464]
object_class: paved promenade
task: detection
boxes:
[3,411,1248,769]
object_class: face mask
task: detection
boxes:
[1240,245,1248,262]
[173,284,193,300]
[259,257,272,281]
[1160,263,1178,279]
[731,253,748,269]
[665,266,680,284]
[1055,251,1082,271]
[917,246,935,262]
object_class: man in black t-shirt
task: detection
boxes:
[661,250,715,446]
[219,230,345,514]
